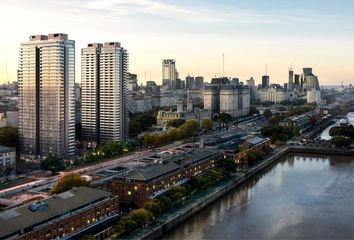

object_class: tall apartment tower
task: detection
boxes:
[18,33,75,160]
[162,59,177,89]
[81,42,128,144]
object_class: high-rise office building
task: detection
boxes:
[287,68,294,91]
[262,75,270,89]
[294,74,300,86]
[303,68,312,77]
[162,59,177,89]
[246,77,255,86]
[231,78,239,86]
[302,68,320,91]
[18,33,75,160]
[81,42,128,144]
[186,75,195,89]
[195,76,204,89]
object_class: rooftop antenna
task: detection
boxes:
[144,71,147,83]
[150,72,151,81]
[197,67,200,76]
[266,64,268,76]
[6,61,8,84]
[222,53,225,77]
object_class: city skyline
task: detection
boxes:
[1,0,354,85]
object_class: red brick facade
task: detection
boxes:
[223,139,271,163]
[108,155,221,208]
[17,197,119,240]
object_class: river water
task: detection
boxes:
[164,154,354,240]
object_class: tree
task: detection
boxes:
[167,119,186,128]
[114,216,138,236]
[263,109,272,119]
[0,126,18,148]
[40,156,65,175]
[159,197,172,211]
[80,235,96,240]
[331,136,352,147]
[249,106,260,115]
[129,111,157,138]
[201,119,213,132]
[98,140,123,157]
[165,186,188,205]
[329,125,354,140]
[179,120,200,137]
[124,218,137,232]
[219,112,233,130]
[50,173,89,194]
[246,152,258,166]
[218,158,237,173]
[128,209,153,226]
[115,219,126,236]
[143,200,162,217]
[189,175,211,191]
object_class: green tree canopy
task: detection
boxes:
[129,111,157,138]
[331,136,352,147]
[40,156,65,175]
[0,126,18,147]
[50,173,89,195]
[167,119,186,128]
[201,119,213,132]
[329,125,354,140]
[263,109,272,119]
[143,200,162,217]
[128,209,153,226]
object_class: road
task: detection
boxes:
[0,140,185,198]
[0,115,264,199]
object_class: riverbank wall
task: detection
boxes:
[136,147,289,240]
[135,145,353,240]
[289,146,354,156]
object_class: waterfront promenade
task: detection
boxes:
[123,142,353,240]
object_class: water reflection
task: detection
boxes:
[164,154,354,240]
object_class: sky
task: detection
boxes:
[0,0,354,86]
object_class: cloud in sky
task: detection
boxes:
[0,0,354,85]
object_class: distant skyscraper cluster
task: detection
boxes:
[255,67,321,104]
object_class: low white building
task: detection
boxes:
[0,145,16,182]
[160,91,183,107]
[258,87,287,104]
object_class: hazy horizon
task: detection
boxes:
[1,0,354,85]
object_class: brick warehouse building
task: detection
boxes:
[107,148,221,208]
[0,187,119,240]
[219,136,271,164]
